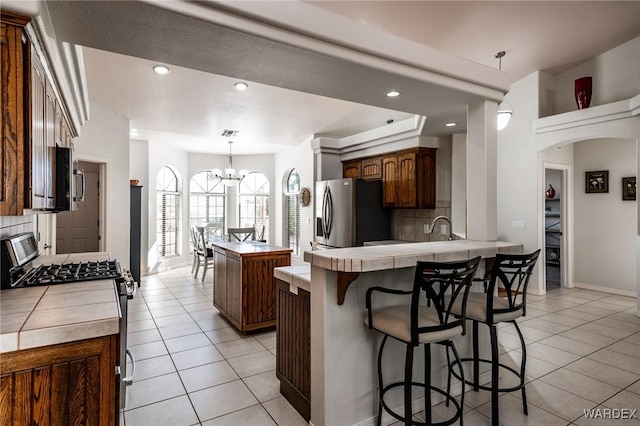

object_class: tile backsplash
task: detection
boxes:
[391,201,455,242]
[0,215,37,239]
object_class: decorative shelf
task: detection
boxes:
[546,260,560,267]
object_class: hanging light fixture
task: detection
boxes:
[495,51,513,131]
[212,141,247,187]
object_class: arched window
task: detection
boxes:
[190,170,226,231]
[284,169,301,255]
[156,166,180,257]
[239,172,269,241]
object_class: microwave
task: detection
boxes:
[53,147,84,212]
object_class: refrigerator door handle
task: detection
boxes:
[323,186,333,238]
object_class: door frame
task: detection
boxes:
[541,162,573,292]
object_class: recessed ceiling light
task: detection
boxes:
[386,90,400,98]
[445,122,457,127]
[153,65,171,75]
[234,82,249,91]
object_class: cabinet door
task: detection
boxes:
[226,254,242,328]
[43,78,56,208]
[397,152,417,208]
[0,20,25,215]
[0,335,118,426]
[342,161,360,179]
[381,156,397,207]
[30,48,47,209]
[416,148,436,209]
[213,250,227,311]
[361,157,382,180]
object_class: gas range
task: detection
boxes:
[1,232,124,289]
[20,260,123,287]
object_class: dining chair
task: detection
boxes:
[228,227,256,242]
[193,226,213,281]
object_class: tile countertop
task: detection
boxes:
[303,240,523,272]
[274,264,311,293]
[0,252,120,354]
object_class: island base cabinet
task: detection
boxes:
[213,245,292,333]
[0,335,119,426]
[276,279,310,421]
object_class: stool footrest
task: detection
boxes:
[380,381,462,426]
[449,357,524,393]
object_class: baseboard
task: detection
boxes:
[573,282,637,298]
[351,371,493,426]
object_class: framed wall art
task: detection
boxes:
[585,170,609,193]
[622,176,636,201]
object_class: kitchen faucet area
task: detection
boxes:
[1,1,639,425]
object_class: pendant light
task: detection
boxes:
[212,141,247,187]
[495,51,512,131]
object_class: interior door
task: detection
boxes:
[56,161,100,253]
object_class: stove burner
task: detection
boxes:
[21,260,122,286]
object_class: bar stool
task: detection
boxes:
[449,250,540,426]
[365,257,481,426]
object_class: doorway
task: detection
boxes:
[56,161,101,253]
[543,164,572,291]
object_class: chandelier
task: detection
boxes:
[212,141,247,187]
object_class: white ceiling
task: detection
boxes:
[7,1,640,155]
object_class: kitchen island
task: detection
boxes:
[0,252,121,425]
[212,240,292,333]
[303,240,523,426]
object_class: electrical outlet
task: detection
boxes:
[424,224,429,234]
[441,224,447,235]
[511,220,526,229]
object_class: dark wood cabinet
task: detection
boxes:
[342,160,361,179]
[276,278,310,421]
[0,335,119,425]
[1,11,76,214]
[0,13,28,215]
[342,157,383,181]
[212,242,291,333]
[382,148,436,209]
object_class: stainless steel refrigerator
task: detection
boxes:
[315,178,391,248]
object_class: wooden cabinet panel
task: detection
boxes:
[0,335,118,426]
[213,249,227,309]
[226,254,242,329]
[342,161,360,179]
[276,279,311,421]
[0,16,27,215]
[382,156,398,207]
[382,148,436,209]
[397,152,417,207]
[212,244,292,333]
[361,157,382,180]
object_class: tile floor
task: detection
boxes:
[123,266,640,426]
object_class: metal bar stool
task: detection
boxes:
[365,257,481,426]
[448,250,540,426]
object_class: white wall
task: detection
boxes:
[574,138,636,293]
[275,138,315,262]
[496,73,543,289]
[74,102,130,265]
[553,36,640,114]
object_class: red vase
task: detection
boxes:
[575,77,592,109]
[546,184,556,199]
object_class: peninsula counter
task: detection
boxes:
[304,240,523,426]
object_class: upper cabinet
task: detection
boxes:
[1,11,76,215]
[342,157,383,180]
[0,13,28,216]
[382,148,436,209]
[343,148,436,209]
